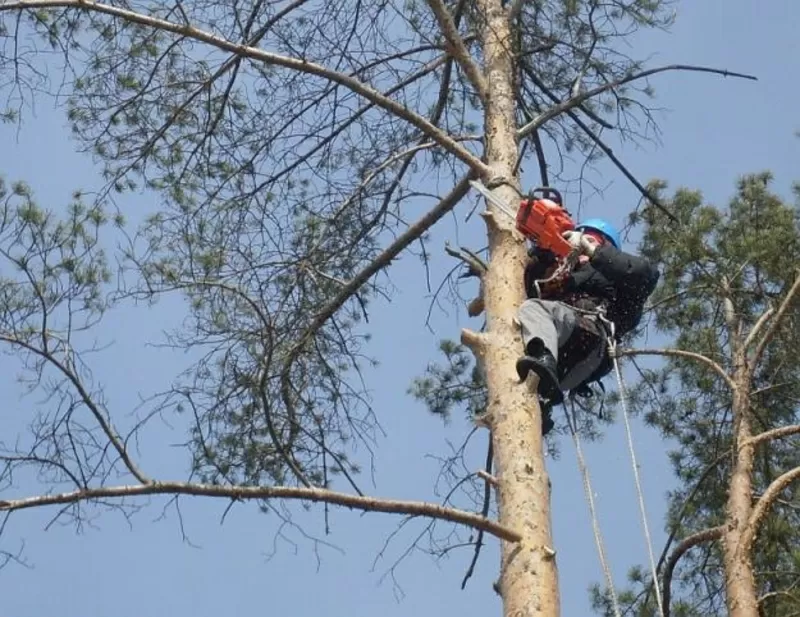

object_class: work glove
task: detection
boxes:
[562,230,600,257]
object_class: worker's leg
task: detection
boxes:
[518,299,578,357]
[559,323,608,392]
[516,299,578,403]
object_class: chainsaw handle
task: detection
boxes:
[527,187,563,205]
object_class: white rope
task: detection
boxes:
[566,401,623,617]
[606,325,666,617]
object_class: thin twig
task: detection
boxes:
[0,334,151,485]
[445,242,488,276]
[462,439,493,589]
[519,64,677,222]
[0,0,491,176]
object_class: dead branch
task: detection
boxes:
[750,271,800,365]
[461,440,493,589]
[617,347,736,391]
[0,0,491,176]
[521,66,612,130]
[661,526,724,617]
[288,173,474,360]
[460,328,488,354]
[477,469,498,487]
[518,64,678,223]
[423,0,487,102]
[518,64,757,139]
[0,481,522,542]
[0,334,151,485]
[740,466,800,557]
[445,243,487,316]
[744,425,800,450]
[445,243,488,277]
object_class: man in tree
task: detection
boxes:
[515,219,660,433]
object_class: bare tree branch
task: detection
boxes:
[0,334,151,485]
[750,271,800,365]
[741,466,800,558]
[284,173,474,367]
[518,64,757,139]
[424,0,487,102]
[745,425,800,450]
[662,526,724,617]
[0,481,522,542]
[759,590,800,606]
[742,306,775,352]
[445,242,487,277]
[0,0,491,176]
[618,348,736,391]
[461,438,493,589]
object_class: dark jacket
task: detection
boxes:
[524,244,660,387]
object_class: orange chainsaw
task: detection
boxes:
[468,180,576,258]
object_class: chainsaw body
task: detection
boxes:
[515,188,576,258]
[468,181,577,258]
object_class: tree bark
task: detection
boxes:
[475,1,560,615]
[723,291,759,617]
[724,384,759,617]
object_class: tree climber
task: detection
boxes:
[514,219,660,434]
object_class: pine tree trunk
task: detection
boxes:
[474,2,560,615]
[723,350,759,617]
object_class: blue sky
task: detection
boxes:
[0,1,798,616]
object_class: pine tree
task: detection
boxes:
[602,173,800,617]
[0,2,754,615]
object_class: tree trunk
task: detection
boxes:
[723,359,759,616]
[474,1,560,616]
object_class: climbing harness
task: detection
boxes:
[532,250,580,299]
[566,399,623,617]
[599,315,666,617]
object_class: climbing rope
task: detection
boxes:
[603,318,666,617]
[566,400,622,617]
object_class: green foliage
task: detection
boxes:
[0,176,120,489]
[0,0,678,516]
[610,173,800,616]
[409,340,486,421]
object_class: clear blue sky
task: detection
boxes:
[0,2,797,616]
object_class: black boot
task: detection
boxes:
[516,339,563,404]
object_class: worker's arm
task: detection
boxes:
[590,244,660,337]
[588,244,659,294]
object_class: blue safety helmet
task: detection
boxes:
[575,218,621,249]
